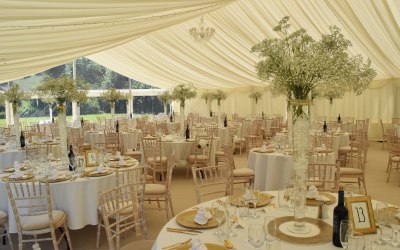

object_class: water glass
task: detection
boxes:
[211,202,226,239]
[264,216,277,244]
[249,189,260,218]
[375,202,389,245]
[340,220,351,250]
[248,224,265,249]
[349,232,364,250]
[389,209,400,247]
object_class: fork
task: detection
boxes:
[162,238,191,250]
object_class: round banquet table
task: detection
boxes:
[0,160,139,233]
[85,130,142,152]
[248,150,293,191]
[248,149,337,191]
[152,192,396,250]
[0,148,25,170]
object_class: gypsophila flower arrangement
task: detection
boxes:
[251,16,376,118]
[249,91,262,104]
[158,91,172,104]
[197,139,209,149]
[200,92,214,104]
[0,84,31,106]
[101,88,124,103]
[171,84,197,108]
[212,90,227,106]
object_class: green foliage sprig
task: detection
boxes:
[251,16,376,116]
[200,92,214,104]
[171,84,197,108]
[0,84,31,106]
[249,91,262,104]
[212,90,227,106]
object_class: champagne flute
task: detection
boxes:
[375,202,389,245]
[225,196,238,238]
[389,209,400,247]
[349,232,364,250]
[248,224,265,249]
[340,220,351,250]
[211,202,225,239]
[249,189,260,218]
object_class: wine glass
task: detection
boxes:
[349,232,364,250]
[265,216,277,247]
[248,223,265,249]
[340,220,351,250]
[389,209,400,247]
[375,202,389,245]
[211,202,226,239]
[225,196,238,238]
[249,189,260,218]
[240,184,251,219]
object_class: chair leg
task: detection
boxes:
[169,196,175,217]
[96,212,102,248]
[64,223,73,250]
[18,233,22,250]
[387,163,392,183]
[50,229,59,250]
[165,198,170,221]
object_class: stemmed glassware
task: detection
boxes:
[211,202,226,239]
[349,232,365,250]
[240,184,252,219]
[225,196,238,238]
[375,202,389,245]
[248,224,265,249]
[249,188,260,218]
[389,209,400,247]
[340,220,352,250]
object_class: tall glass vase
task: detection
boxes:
[180,105,185,134]
[57,104,68,160]
[110,101,115,124]
[12,104,19,147]
[288,99,311,233]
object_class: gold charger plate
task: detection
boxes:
[229,193,272,207]
[2,166,28,173]
[173,243,226,250]
[254,148,276,153]
[314,148,334,154]
[83,170,112,177]
[46,175,72,183]
[3,173,35,182]
[175,210,222,229]
[306,192,336,206]
[268,216,332,245]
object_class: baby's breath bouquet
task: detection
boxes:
[212,90,227,106]
[101,88,124,121]
[158,91,172,114]
[200,92,214,104]
[251,16,376,231]
[249,91,262,104]
[171,84,197,108]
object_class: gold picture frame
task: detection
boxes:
[345,196,377,234]
[85,150,99,167]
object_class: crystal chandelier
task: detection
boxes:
[189,16,215,42]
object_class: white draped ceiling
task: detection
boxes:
[1,0,399,90]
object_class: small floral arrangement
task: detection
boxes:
[249,91,262,104]
[197,139,209,149]
[0,84,30,107]
[200,92,214,104]
[212,90,227,106]
[158,91,172,104]
[101,87,124,103]
[171,84,197,108]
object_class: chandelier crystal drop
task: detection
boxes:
[189,16,215,43]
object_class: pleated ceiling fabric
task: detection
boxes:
[1,0,400,90]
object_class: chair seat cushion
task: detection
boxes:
[187,155,209,161]
[233,168,255,177]
[144,174,154,182]
[148,156,167,162]
[215,151,224,156]
[145,184,166,195]
[392,156,400,162]
[0,210,6,220]
[338,146,358,152]
[125,150,142,156]
[340,167,363,175]
[20,210,66,231]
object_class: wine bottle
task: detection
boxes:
[170,114,173,123]
[338,114,341,123]
[81,117,84,127]
[129,113,133,119]
[116,120,119,132]
[323,121,327,133]
[68,145,75,172]
[52,117,55,123]
[332,187,348,247]
[224,116,228,127]
[185,125,190,140]
[210,111,213,117]
[20,131,25,148]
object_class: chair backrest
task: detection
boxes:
[392,118,400,125]
[3,127,11,136]
[246,135,263,150]
[314,132,333,149]
[6,180,55,233]
[104,129,119,153]
[191,165,232,204]
[115,165,146,187]
[143,123,156,136]
[98,180,146,250]
[387,135,400,158]
[50,124,59,139]
[142,137,162,163]
[204,124,218,137]
[156,122,168,135]
[26,143,47,160]
[307,162,340,192]
[191,135,213,165]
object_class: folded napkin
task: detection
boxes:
[335,127,341,134]
[320,144,327,150]
[10,170,23,179]
[194,206,212,225]
[97,164,105,173]
[190,239,208,250]
[259,145,268,152]
[118,157,125,166]
[306,185,330,201]
[50,169,58,180]
[14,161,19,170]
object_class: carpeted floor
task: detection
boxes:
[2,141,399,250]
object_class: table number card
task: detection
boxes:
[345,196,377,234]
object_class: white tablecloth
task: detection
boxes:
[85,131,142,152]
[152,192,389,250]
[248,150,293,191]
[0,163,138,232]
[0,149,25,169]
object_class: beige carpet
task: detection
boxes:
[2,141,399,250]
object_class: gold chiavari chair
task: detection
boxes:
[223,145,254,190]
[50,124,59,140]
[204,124,218,137]
[6,179,73,250]
[0,210,13,250]
[386,134,400,183]
[307,162,340,192]
[392,118,400,125]
[142,137,167,181]
[187,135,213,177]
[156,121,168,135]
[104,129,120,154]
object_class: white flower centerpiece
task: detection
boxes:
[212,90,227,125]
[0,84,31,146]
[101,88,124,123]
[171,84,197,133]
[35,75,84,159]
[249,91,262,115]
[197,139,209,149]
[158,91,172,115]
[200,92,214,117]
[251,16,376,233]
